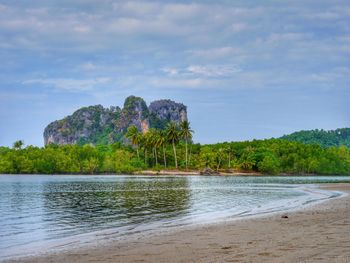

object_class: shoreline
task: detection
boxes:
[134,169,263,176]
[4,183,350,263]
[3,171,350,176]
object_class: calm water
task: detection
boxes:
[1,175,349,259]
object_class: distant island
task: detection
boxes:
[44,95,187,145]
[0,95,349,175]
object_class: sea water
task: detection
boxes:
[0,175,349,259]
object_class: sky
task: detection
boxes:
[0,0,349,147]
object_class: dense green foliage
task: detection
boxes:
[1,125,350,175]
[281,128,350,148]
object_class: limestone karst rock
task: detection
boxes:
[43,96,188,145]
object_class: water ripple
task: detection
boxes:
[0,174,349,259]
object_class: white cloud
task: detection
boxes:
[190,47,243,60]
[266,32,310,44]
[151,77,206,88]
[112,2,159,17]
[161,3,203,20]
[161,67,178,76]
[310,67,350,83]
[187,65,241,77]
[23,77,111,92]
[162,64,241,78]
[73,25,91,33]
[80,62,97,71]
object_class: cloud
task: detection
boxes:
[161,64,241,78]
[304,11,341,20]
[151,77,206,89]
[80,62,97,71]
[310,67,350,83]
[22,77,111,92]
[0,2,270,53]
[1,0,350,93]
[112,2,160,17]
[1,0,349,147]
[161,67,178,76]
[265,32,311,45]
[73,25,91,33]
[230,23,251,33]
[186,65,241,77]
[189,47,243,60]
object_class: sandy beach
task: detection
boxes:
[5,183,350,263]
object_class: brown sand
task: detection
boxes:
[5,184,350,263]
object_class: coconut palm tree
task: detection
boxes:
[180,121,194,170]
[143,131,153,166]
[147,129,159,166]
[215,148,225,171]
[13,140,24,150]
[157,130,167,168]
[125,125,141,159]
[166,122,180,169]
[224,144,235,168]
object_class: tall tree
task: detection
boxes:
[140,132,151,165]
[148,129,159,166]
[215,148,225,171]
[125,125,141,159]
[180,121,194,170]
[13,140,24,150]
[166,122,180,169]
[157,130,167,168]
[224,144,235,168]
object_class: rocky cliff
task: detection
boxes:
[115,96,150,134]
[44,96,188,145]
[149,99,187,130]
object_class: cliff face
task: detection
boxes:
[150,100,187,121]
[44,105,121,145]
[116,96,150,134]
[43,96,188,145]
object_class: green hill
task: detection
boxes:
[280,128,350,148]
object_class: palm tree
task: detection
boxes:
[224,144,234,169]
[13,140,24,150]
[125,125,141,159]
[180,121,194,170]
[139,134,148,165]
[157,130,167,168]
[143,131,154,166]
[215,148,225,171]
[166,122,180,169]
[148,129,159,166]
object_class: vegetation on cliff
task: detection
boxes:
[43,96,187,145]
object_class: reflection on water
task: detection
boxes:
[41,178,191,238]
[0,175,349,258]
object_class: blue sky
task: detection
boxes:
[0,0,349,147]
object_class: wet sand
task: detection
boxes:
[5,184,350,263]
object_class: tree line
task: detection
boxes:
[280,128,350,148]
[125,121,193,169]
[1,122,350,175]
